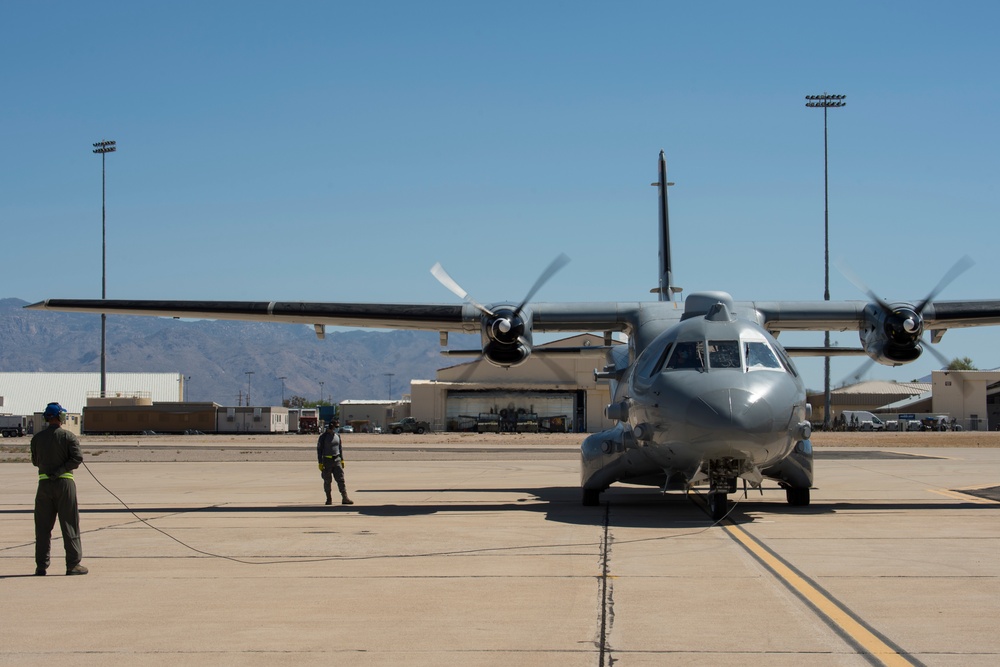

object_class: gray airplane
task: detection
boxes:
[28,152,1000,520]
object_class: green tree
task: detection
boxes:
[946,357,977,371]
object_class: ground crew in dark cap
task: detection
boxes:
[317,418,353,505]
[30,402,87,576]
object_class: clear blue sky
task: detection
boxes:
[3,1,999,391]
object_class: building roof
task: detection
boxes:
[339,399,409,406]
[0,372,183,416]
[830,380,930,396]
[875,391,933,412]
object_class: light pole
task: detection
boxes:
[805,93,846,430]
[92,139,116,397]
[319,381,325,405]
[385,373,394,399]
[278,376,287,406]
[245,370,254,406]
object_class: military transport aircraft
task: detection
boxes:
[28,152,1000,520]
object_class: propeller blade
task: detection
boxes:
[915,255,975,314]
[921,336,952,367]
[430,262,494,317]
[835,259,893,314]
[840,357,875,386]
[516,253,570,314]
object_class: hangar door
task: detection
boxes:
[446,391,576,431]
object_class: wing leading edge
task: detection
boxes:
[25,299,639,336]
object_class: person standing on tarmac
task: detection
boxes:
[30,402,87,576]
[317,418,353,505]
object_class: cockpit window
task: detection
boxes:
[745,341,782,371]
[664,341,705,371]
[636,342,673,380]
[708,340,741,369]
[773,344,799,377]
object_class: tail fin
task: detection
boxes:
[654,150,677,301]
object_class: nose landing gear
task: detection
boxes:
[708,474,738,521]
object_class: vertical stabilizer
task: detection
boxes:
[656,150,675,301]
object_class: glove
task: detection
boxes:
[317,462,324,471]
[340,459,346,469]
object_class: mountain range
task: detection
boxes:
[0,298,479,406]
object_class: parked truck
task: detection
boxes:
[0,415,26,438]
[388,417,430,434]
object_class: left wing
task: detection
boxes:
[25,298,638,368]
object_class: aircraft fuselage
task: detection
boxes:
[581,293,813,515]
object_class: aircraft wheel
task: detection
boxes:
[786,487,810,506]
[582,489,601,506]
[709,492,728,521]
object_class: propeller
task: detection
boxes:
[835,255,974,379]
[430,254,571,367]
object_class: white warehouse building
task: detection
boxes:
[0,372,185,416]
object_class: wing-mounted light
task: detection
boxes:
[843,256,973,367]
[431,254,569,368]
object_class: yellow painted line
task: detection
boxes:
[927,488,997,504]
[724,523,916,667]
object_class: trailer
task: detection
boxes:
[298,408,320,434]
[0,415,26,438]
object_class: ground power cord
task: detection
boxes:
[82,461,270,565]
[80,462,622,566]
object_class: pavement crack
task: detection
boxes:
[598,501,615,666]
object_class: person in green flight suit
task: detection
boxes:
[30,402,88,576]
[317,418,354,506]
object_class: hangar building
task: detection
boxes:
[407,333,619,433]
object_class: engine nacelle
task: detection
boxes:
[480,305,533,367]
[859,302,923,365]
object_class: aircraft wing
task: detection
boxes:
[922,300,1000,329]
[753,300,1000,332]
[27,299,472,332]
[24,299,637,335]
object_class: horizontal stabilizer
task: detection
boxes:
[783,346,866,357]
[441,346,613,357]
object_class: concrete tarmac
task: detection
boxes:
[1,441,998,666]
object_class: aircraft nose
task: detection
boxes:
[687,388,774,433]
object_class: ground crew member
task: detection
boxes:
[30,402,87,576]
[317,418,353,505]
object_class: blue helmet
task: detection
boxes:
[43,402,66,421]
